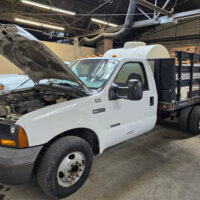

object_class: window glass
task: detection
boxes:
[114,62,148,90]
[43,59,119,91]
[70,59,119,89]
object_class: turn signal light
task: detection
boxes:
[1,139,16,147]
[99,54,103,57]
[112,54,117,58]
[0,84,4,90]
[18,127,29,148]
[162,104,167,109]
[92,54,96,58]
[85,56,90,58]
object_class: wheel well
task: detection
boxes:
[33,128,100,176]
[38,128,99,157]
[63,128,100,155]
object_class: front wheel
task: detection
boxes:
[37,136,93,199]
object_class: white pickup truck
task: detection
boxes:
[0,64,70,94]
[0,24,200,199]
[0,74,34,93]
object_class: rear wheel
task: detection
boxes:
[37,136,93,199]
[189,106,200,134]
[179,106,193,131]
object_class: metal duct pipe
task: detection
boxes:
[80,0,137,45]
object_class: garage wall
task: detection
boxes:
[0,55,21,74]
[137,17,200,52]
[0,42,95,74]
[41,41,96,62]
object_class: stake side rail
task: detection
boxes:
[149,51,200,112]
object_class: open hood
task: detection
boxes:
[0,24,90,93]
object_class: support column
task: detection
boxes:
[104,39,113,53]
[73,36,79,59]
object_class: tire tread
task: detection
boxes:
[179,106,193,131]
[37,136,93,199]
[189,106,200,134]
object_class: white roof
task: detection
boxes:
[104,42,170,60]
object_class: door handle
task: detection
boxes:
[150,96,154,106]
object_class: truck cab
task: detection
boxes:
[67,55,159,150]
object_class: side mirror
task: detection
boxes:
[127,79,143,100]
[109,79,143,101]
[109,83,119,100]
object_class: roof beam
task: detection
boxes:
[155,0,171,20]
[138,7,152,20]
[132,9,200,28]
[82,9,200,37]
[133,0,172,16]
[173,9,200,19]
[153,0,158,18]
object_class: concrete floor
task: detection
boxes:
[1,120,200,200]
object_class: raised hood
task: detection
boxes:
[0,24,90,93]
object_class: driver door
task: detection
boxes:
[105,61,157,148]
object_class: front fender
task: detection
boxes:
[16,95,107,152]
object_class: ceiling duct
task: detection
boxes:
[80,0,137,45]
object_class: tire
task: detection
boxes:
[37,136,93,199]
[189,106,200,134]
[179,106,193,131]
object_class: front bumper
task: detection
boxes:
[0,145,43,185]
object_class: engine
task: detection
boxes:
[0,85,84,122]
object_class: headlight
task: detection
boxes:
[0,125,29,148]
[0,84,4,91]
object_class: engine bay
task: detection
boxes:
[0,84,86,122]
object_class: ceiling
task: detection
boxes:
[0,0,199,44]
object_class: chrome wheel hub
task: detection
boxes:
[57,152,85,187]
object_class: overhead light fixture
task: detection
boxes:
[91,18,118,27]
[15,17,65,31]
[20,0,76,16]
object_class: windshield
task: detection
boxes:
[69,59,119,89]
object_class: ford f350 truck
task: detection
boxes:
[0,24,200,199]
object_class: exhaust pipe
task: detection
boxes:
[80,0,137,46]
